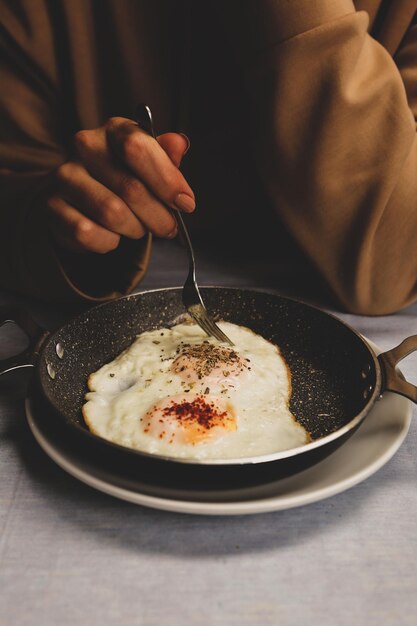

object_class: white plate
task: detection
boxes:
[26,355,412,515]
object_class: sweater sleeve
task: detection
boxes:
[220,0,417,314]
[0,0,150,304]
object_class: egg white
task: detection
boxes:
[82,321,308,459]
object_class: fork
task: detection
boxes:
[135,104,234,346]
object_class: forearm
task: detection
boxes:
[219,1,417,314]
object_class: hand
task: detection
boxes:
[47,117,194,253]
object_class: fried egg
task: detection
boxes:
[82,321,308,459]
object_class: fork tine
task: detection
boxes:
[204,317,229,340]
[211,326,234,345]
[189,311,211,335]
[190,311,213,337]
[191,309,233,345]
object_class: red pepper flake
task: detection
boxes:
[161,395,229,431]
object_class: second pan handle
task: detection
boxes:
[378,336,417,403]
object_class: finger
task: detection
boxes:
[47,196,120,254]
[75,126,190,172]
[55,161,145,239]
[157,133,190,168]
[105,117,196,212]
[99,168,178,239]
[74,135,178,238]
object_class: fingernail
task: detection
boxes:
[179,133,191,155]
[167,228,178,239]
[174,193,195,212]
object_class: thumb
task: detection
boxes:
[157,132,190,168]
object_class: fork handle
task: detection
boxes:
[134,103,196,277]
[174,210,196,278]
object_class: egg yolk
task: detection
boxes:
[171,342,250,386]
[142,394,237,445]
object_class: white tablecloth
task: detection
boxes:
[1,240,416,626]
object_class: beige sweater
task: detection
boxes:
[0,0,416,313]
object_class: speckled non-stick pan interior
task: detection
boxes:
[37,288,377,441]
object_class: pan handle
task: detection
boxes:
[0,306,48,376]
[378,336,417,403]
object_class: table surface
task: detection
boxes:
[1,240,416,626]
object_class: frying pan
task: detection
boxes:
[1,287,416,491]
